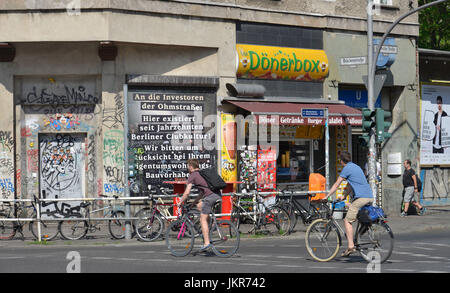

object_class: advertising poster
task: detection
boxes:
[257,148,277,191]
[420,83,450,166]
[221,114,237,182]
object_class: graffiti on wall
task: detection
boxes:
[103,129,124,195]
[39,133,85,217]
[25,85,99,105]
[102,94,124,129]
[43,113,81,131]
[0,131,14,152]
[40,134,82,192]
[422,167,450,204]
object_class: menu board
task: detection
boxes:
[127,88,217,186]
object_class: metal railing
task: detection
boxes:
[0,189,328,241]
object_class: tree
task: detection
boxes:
[418,0,450,50]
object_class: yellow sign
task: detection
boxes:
[236,44,329,81]
[221,114,238,182]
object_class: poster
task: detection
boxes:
[257,148,277,191]
[127,89,217,187]
[221,114,237,182]
[420,84,450,166]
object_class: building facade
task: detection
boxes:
[0,0,419,214]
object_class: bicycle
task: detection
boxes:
[58,195,127,240]
[275,190,330,233]
[166,201,240,257]
[230,192,291,236]
[305,199,394,264]
[134,187,174,242]
[0,197,60,241]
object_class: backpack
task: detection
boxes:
[416,176,422,193]
[198,168,227,193]
[357,205,385,224]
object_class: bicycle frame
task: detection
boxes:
[282,194,325,223]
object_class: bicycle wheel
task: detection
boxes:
[134,208,164,242]
[305,218,341,262]
[59,217,88,240]
[30,213,60,241]
[230,210,241,230]
[262,206,291,236]
[108,210,127,240]
[356,221,394,264]
[165,219,195,257]
[278,202,297,233]
[210,220,240,258]
[0,213,16,240]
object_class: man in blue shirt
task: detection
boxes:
[326,151,374,257]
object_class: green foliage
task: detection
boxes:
[418,0,450,50]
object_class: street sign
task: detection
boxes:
[363,73,387,101]
[340,56,367,66]
[301,108,325,118]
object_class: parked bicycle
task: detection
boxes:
[134,186,174,242]
[166,202,240,257]
[58,195,127,240]
[275,190,330,234]
[305,199,394,263]
[230,192,291,236]
[0,197,60,241]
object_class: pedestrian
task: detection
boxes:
[177,159,221,252]
[401,159,426,217]
[327,151,374,257]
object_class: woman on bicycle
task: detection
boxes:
[177,159,221,252]
[326,151,373,257]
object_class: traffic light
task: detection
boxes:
[359,108,376,146]
[375,108,392,143]
[358,133,370,147]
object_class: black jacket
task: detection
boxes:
[433,110,448,146]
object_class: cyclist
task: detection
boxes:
[177,159,221,252]
[326,151,373,257]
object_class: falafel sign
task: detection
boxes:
[236,44,329,81]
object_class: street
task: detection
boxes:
[1,230,450,274]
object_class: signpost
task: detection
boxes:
[302,108,329,191]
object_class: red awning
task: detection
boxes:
[224,100,362,126]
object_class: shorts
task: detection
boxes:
[345,197,374,223]
[403,186,416,203]
[200,193,221,215]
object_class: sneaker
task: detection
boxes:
[199,243,212,252]
[400,211,407,217]
[419,207,426,216]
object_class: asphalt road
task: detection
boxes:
[1,230,450,274]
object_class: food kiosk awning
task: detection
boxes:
[224,100,362,126]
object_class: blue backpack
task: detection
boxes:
[357,205,385,223]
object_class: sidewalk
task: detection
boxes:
[1,205,450,248]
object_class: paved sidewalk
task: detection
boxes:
[1,205,450,248]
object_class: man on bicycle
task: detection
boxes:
[326,151,373,257]
[177,159,221,252]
